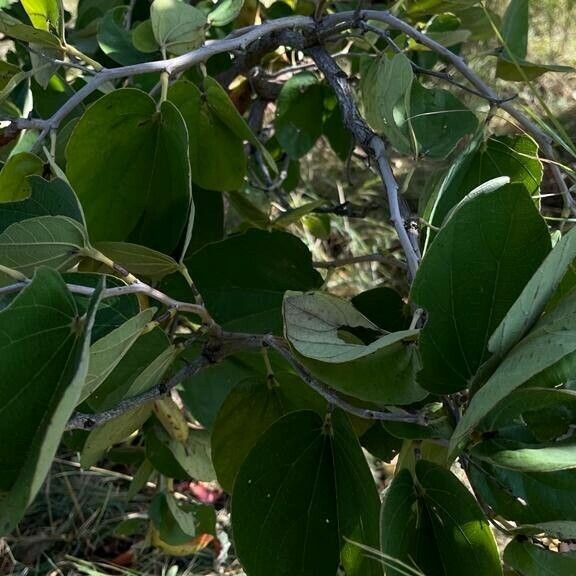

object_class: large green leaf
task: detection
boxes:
[412,184,550,394]
[381,460,502,576]
[150,0,206,55]
[489,226,576,358]
[184,229,323,333]
[451,288,576,455]
[0,152,43,201]
[81,308,158,403]
[207,0,244,26]
[168,80,246,192]
[424,135,543,238]
[66,89,192,254]
[232,410,382,576]
[0,215,90,285]
[0,268,102,535]
[504,539,576,575]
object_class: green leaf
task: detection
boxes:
[186,186,223,255]
[94,242,180,279]
[511,521,576,540]
[473,436,576,472]
[409,83,478,158]
[469,458,576,523]
[424,135,543,237]
[283,291,425,404]
[361,52,414,153]
[381,460,502,576]
[66,89,192,254]
[211,373,323,492]
[495,55,574,81]
[226,189,270,228]
[204,76,276,173]
[284,291,418,363]
[0,215,90,285]
[272,199,326,228]
[232,410,381,576]
[168,80,246,192]
[0,10,60,46]
[207,0,244,26]
[0,268,102,535]
[504,538,576,575]
[149,492,199,545]
[451,288,576,456]
[98,6,149,65]
[132,20,159,53]
[21,0,60,32]
[150,0,206,55]
[352,287,410,332]
[412,184,550,394]
[81,308,158,403]
[501,0,529,59]
[0,152,43,201]
[184,229,323,333]
[81,403,153,468]
[275,72,325,159]
[123,344,179,398]
[62,272,140,342]
[87,327,170,411]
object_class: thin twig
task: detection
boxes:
[264,336,427,424]
[307,45,421,279]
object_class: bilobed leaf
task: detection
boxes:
[232,410,381,576]
[94,242,180,279]
[21,0,60,32]
[150,0,206,55]
[207,0,244,26]
[0,215,90,285]
[504,538,576,575]
[81,403,153,468]
[0,268,102,535]
[0,152,43,201]
[284,291,418,363]
[149,492,198,545]
[361,52,414,153]
[66,89,192,254]
[451,288,576,456]
[501,0,529,58]
[381,460,502,576]
[81,308,158,403]
[0,10,60,46]
[412,184,550,394]
[168,80,246,191]
[490,223,576,358]
[283,292,425,404]
[184,229,323,333]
